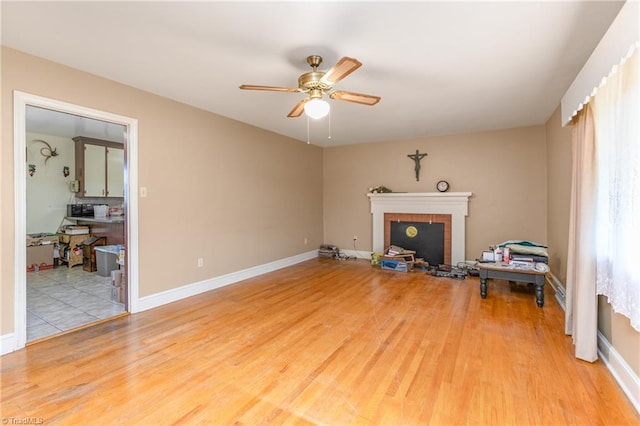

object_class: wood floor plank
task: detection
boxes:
[1,258,638,425]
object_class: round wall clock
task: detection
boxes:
[436,180,450,192]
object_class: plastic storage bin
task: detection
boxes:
[95,245,120,277]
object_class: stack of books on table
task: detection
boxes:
[63,225,90,235]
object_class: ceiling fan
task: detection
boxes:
[239,55,381,119]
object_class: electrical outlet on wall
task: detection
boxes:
[197,258,203,268]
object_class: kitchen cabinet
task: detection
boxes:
[107,147,124,197]
[74,136,124,198]
[84,144,106,197]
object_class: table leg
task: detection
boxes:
[535,281,544,307]
[480,278,487,299]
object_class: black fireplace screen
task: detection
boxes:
[390,221,445,266]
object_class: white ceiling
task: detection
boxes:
[26,106,126,144]
[2,1,624,147]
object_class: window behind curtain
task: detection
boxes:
[594,46,639,331]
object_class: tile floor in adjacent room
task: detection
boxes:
[27,266,126,342]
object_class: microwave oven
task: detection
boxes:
[67,204,95,217]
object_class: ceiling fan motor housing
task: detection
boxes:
[298,71,331,92]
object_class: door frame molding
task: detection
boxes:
[13,91,140,349]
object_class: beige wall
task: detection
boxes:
[1,47,324,334]
[323,126,547,258]
[544,106,572,284]
[544,105,639,376]
[25,133,77,234]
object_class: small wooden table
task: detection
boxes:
[478,262,546,307]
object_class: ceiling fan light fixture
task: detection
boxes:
[304,98,330,119]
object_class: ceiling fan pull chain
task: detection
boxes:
[306,115,310,144]
[328,110,332,140]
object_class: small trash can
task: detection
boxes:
[95,245,120,277]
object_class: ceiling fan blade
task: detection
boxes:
[239,84,299,93]
[320,57,362,86]
[287,99,308,118]
[330,91,381,106]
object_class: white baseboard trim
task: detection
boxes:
[547,272,566,311]
[1,333,18,356]
[137,250,318,312]
[597,330,640,415]
[339,249,372,260]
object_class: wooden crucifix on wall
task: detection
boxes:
[407,149,428,181]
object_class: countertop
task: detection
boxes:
[66,216,125,224]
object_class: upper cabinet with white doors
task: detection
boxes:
[73,136,124,198]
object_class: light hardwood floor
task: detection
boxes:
[2,258,638,424]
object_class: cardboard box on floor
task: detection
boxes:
[27,245,54,272]
[26,234,59,247]
[111,269,125,303]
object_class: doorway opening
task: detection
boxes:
[13,92,139,349]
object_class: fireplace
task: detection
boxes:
[386,214,451,265]
[368,192,472,265]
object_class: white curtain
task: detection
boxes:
[565,104,598,362]
[593,47,640,331]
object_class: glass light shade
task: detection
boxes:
[304,98,330,119]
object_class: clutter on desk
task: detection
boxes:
[479,240,549,272]
[109,206,124,216]
[482,241,548,263]
[67,203,95,217]
[67,203,125,218]
[497,240,548,261]
[93,204,108,218]
[61,225,90,235]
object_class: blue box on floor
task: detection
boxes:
[381,259,408,272]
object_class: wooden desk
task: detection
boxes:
[478,262,546,307]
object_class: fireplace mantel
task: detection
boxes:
[368,192,472,265]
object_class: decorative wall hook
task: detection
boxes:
[63,166,70,177]
[28,164,36,176]
[31,139,59,164]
